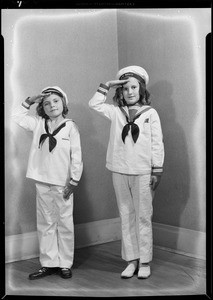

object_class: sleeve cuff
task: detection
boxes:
[97,83,110,95]
[22,97,31,109]
[69,179,79,186]
[151,166,163,176]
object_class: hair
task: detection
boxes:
[36,93,69,119]
[113,78,151,107]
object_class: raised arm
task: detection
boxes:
[88,79,129,120]
[12,93,48,131]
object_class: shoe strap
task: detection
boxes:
[39,267,48,272]
[139,264,150,268]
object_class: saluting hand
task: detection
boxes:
[28,93,51,104]
[105,79,129,89]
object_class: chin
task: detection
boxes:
[127,101,137,106]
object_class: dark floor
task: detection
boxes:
[5,240,206,297]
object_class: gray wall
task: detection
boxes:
[117,9,209,232]
[4,9,210,237]
[4,9,120,235]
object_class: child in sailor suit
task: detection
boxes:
[12,86,83,280]
[89,66,164,279]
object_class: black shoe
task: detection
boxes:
[29,267,59,280]
[60,268,72,279]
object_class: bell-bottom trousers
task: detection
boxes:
[35,182,74,268]
[112,172,154,263]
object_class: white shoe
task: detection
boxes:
[138,265,151,279]
[121,262,138,279]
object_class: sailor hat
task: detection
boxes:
[42,86,68,105]
[116,66,149,85]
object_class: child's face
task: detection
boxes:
[42,93,64,119]
[122,77,140,106]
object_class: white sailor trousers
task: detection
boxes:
[112,173,154,263]
[35,182,74,268]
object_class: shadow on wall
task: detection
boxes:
[5,127,37,236]
[151,80,190,250]
[66,100,117,226]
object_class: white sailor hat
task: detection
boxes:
[41,86,68,105]
[116,66,149,85]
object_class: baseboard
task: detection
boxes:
[5,219,206,263]
[153,222,206,260]
[5,231,40,263]
[5,218,121,263]
[74,217,121,249]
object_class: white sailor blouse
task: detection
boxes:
[89,84,164,176]
[12,100,83,186]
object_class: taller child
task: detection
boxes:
[12,86,83,280]
[89,66,164,279]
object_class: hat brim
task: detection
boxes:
[42,88,64,99]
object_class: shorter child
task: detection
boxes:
[12,86,83,280]
[89,66,164,279]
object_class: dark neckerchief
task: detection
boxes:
[39,119,66,152]
[120,106,152,143]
